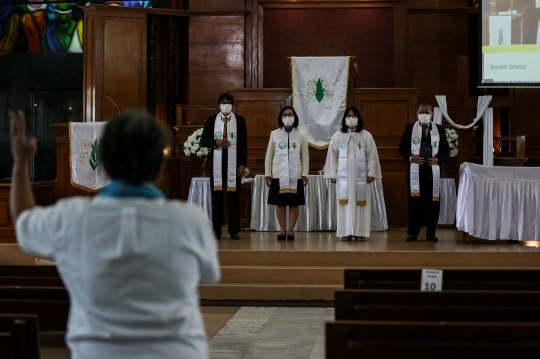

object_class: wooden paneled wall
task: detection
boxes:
[188,12,247,106]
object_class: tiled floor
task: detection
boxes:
[207,307,333,359]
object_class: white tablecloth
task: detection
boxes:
[187,177,213,222]
[187,177,254,225]
[250,174,388,232]
[439,178,457,225]
[457,162,540,241]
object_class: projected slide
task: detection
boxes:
[481,0,540,85]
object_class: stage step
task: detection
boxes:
[199,283,340,301]
[218,250,540,268]
[220,265,344,284]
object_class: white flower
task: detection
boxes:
[183,148,191,156]
[197,129,203,135]
[449,143,454,149]
[192,144,200,151]
[455,140,458,146]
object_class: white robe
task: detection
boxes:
[325,130,382,238]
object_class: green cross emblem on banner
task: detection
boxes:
[412,136,421,145]
[292,142,297,149]
[358,143,362,150]
[215,131,223,140]
[339,140,348,149]
[434,142,437,148]
[230,132,235,139]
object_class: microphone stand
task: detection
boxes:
[105,93,121,115]
[323,40,347,55]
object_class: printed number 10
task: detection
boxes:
[424,283,437,291]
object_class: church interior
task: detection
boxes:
[2,0,540,358]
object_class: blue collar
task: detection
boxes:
[98,181,165,199]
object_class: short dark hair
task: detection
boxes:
[100,110,168,184]
[340,106,364,133]
[277,106,300,128]
[217,92,235,105]
[417,103,433,113]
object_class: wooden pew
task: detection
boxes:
[349,305,540,322]
[0,265,64,287]
[344,269,540,290]
[0,314,40,359]
[335,289,540,320]
[326,321,540,359]
[0,287,69,332]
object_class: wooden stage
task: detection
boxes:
[2,227,540,301]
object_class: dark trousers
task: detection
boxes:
[210,149,241,236]
[407,167,440,238]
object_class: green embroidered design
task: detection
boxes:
[89,139,100,171]
[292,142,297,149]
[278,141,287,149]
[307,78,331,102]
[230,132,235,139]
[412,136,421,145]
[339,140,348,149]
[434,142,437,148]
[215,131,223,140]
[358,143,362,149]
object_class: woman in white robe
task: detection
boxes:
[325,106,382,240]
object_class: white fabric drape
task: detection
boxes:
[435,95,493,166]
[482,108,494,167]
[70,122,110,192]
[292,57,349,148]
[457,162,540,241]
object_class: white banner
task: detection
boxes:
[70,122,110,192]
[292,57,349,149]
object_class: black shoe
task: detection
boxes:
[426,236,438,242]
[405,235,417,242]
[277,234,286,241]
[231,233,240,240]
[287,234,295,240]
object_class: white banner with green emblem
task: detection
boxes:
[70,122,110,192]
[292,56,349,149]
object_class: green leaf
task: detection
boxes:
[315,78,325,102]
[89,139,100,171]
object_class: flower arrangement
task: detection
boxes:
[183,128,210,158]
[445,128,458,158]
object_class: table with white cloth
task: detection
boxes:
[187,177,254,225]
[439,178,457,225]
[250,174,388,232]
[457,162,540,241]
[187,177,213,222]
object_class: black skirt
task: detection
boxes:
[267,178,306,206]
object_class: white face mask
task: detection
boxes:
[282,116,295,126]
[418,113,431,125]
[220,104,232,115]
[345,117,358,127]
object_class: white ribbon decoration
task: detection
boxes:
[434,95,493,167]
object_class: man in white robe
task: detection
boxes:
[325,107,382,239]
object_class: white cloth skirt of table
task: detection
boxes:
[250,174,388,232]
[438,178,457,225]
[187,177,213,223]
[457,162,540,241]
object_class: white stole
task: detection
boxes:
[277,127,300,193]
[337,131,367,206]
[410,122,440,201]
[213,113,238,192]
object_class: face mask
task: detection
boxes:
[345,117,358,127]
[282,116,294,126]
[220,104,232,115]
[418,114,431,125]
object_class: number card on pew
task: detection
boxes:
[421,269,443,291]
